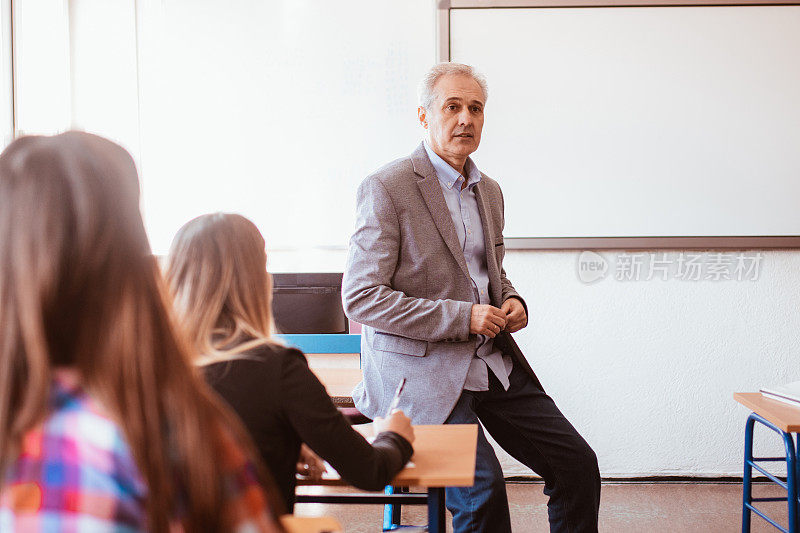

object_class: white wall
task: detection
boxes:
[496,249,800,477]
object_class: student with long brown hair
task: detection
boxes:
[165,213,415,512]
[0,132,283,532]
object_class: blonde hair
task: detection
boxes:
[166,213,276,364]
[0,132,280,531]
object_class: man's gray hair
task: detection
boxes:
[418,63,488,109]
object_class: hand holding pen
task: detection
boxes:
[373,378,415,444]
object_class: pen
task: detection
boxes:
[385,377,407,418]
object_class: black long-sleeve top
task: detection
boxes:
[202,343,413,513]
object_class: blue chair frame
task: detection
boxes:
[278,334,361,355]
[742,412,799,533]
[277,333,423,531]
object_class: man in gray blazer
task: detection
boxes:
[343,63,600,533]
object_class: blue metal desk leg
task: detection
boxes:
[787,437,800,520]
[382,485,402,531]
[427,487,446,533]
[743,415,755,533]
[382,486,394,531]
[788,432,798,533]
[743,413,799,533]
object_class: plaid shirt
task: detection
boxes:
[0,370,281,532]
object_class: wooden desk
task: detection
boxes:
[734,392,800,532]
[309,367,362,408]
[280,516,341,533]
[296,424,478,533]
[734,392,800,433]
[390,424,477,487]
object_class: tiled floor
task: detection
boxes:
[295,481,788,532]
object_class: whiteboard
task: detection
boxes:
[450,6,800,239]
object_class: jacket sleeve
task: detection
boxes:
[342,175,472,343]
[280,350,413,491]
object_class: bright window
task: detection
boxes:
[12,1,434,258]
[97,0,432,254]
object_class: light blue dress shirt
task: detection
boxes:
[423,141,513,391]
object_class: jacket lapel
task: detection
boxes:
[474,181,502,303]
[411,143,471,281]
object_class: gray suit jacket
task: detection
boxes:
[343,142,538,424]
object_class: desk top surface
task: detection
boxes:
[393,424,478,487]
[734,392,800,433]
[280,516,341,533]
[300,424,478,488]
[309,367,362,407]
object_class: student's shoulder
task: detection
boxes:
[246,342,307,364]
[208,343,308,373]
[45,373,134,458]
[234,344,321,394]
[12,378,147,509]
[4,406,147,529]
[49,385,138,466]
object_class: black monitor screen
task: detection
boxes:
[271,273,348,334]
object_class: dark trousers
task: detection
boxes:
[444,361,601,533]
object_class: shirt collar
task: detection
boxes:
[423,141,482,190]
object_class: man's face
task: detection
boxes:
[419,75,485,164]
